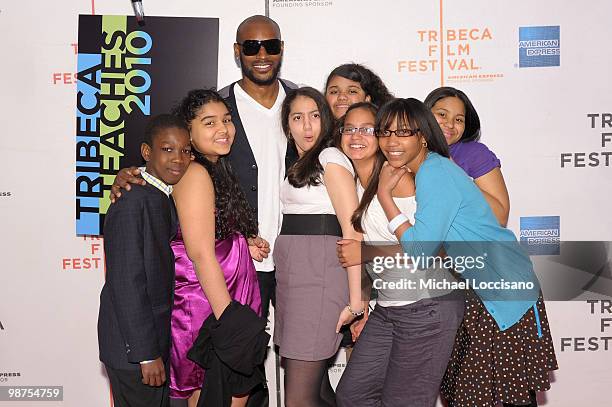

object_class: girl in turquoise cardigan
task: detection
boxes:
[375,98,557,407]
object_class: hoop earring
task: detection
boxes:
[422,140,428,148]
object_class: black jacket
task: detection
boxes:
[219,79,299,218]
[188,301,270,407]
[98,184,177,370]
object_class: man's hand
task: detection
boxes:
[140,357,166,387]
[247,236,271,262]
[110,167,146,203]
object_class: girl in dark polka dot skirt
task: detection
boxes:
[419,88,558,406]
[440,290,557,407]
[370,98,558,407]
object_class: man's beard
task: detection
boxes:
[240,55,283,86]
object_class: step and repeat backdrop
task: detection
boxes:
[1,0,611,406]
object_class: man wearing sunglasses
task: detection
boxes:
[219,14,298,325]
[219,14,298,407]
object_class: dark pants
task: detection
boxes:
[106,365,169,407]
[248,270,275,407]
[257,270,276,320]
[336,292,464,407]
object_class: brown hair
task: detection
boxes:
[281,87,336,188]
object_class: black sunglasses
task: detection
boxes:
[237,39,282,56]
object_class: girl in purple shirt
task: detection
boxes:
[424,88,557,406]
[424,87,510,227]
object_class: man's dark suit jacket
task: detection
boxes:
[219,79,299,218]
[98,183,177,370]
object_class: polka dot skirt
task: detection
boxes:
[441,290,558,407]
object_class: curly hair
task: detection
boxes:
[173,89,258,240]
[324,63,394,108]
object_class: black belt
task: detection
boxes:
[280,214,342,237]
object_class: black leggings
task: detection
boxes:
[283,358,335,407]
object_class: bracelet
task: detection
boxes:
[347,304,365,317]
[387,213,409,234]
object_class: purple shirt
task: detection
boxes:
[449,141,501,179]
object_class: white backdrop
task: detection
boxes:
[1,0,611,406]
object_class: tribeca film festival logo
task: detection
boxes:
[51,43,79,86]
[519,216,560,255]
[61,235,104,272]
[518,26,560,68]
[398,27,504,83]
[561,113,612,168]
[561,300,612,352]
[271,0,333,8]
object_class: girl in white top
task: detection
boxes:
[280,147,354,215]
[334,102,463,407]
[272,87,364,407]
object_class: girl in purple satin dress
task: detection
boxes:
[170,89,266,407]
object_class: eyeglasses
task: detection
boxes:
[339,126,376,136]
[375,128,420,138]
[237,39,282,56]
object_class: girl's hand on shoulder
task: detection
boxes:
[110,167,145,203]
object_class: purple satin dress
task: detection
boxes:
[169,228,262,399]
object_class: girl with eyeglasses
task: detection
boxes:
[323,63,395,351]
[370,98,556,407]
[272,87,364,407]
[334,102,464,407]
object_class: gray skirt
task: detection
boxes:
[273,234,349,361]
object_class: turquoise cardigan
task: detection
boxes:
[400,153,540,331]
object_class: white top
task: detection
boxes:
[358,183,455,307]
[234,83,287,272]
[281,147,354,214]
[358,183,416,307]
[359,184,416,243]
